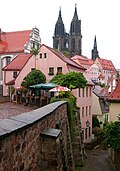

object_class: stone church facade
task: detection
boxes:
[53,5,82,55]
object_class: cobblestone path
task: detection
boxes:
[0,102,37,119]
[78,148,115,171]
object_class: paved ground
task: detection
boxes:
[0,102,38,119]
[77,147,115,171]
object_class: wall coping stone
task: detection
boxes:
[0,101,67,138]
[41,128,61,138]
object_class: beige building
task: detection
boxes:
[92,85,109,127]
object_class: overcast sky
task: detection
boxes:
[0,0,120,68]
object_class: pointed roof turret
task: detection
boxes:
[54,7,65,36]
[57,7,63,23]
[91,35,99,61]
[94,35,97,49]
[73,4,78,21]
[70,4,81,35]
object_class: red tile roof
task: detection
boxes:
[107,78,120,101]
[98,74,104,79]
[0,30,31,54]
[97,58,116,73]
[42,44,86,70]
[2,53,32,71]
[71,55,94,66]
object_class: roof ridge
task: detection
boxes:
[1,30,32,34]
[41,44,86,70]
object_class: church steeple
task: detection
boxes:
[70,4,81,35]
[53,7,68,51]
[69,4,82,55]
[73,4,78,21]
[91,35,99,61]
[53,5,82,55]
[54,7,65,37]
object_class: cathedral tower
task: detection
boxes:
[69,4,82,55]
[91,36,99,61]
[53,5,82,55]
[53,7,68,51]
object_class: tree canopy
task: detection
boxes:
[50,71,87,89]
[104,121,120,151]
[21,69,46,88]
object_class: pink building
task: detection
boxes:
[0,27,41,84]
[95,57,117,90]
[2,44,93,142]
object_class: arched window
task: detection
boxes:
[71,38,75,51]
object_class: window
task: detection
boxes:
[82,107,84,117]
[40,53,42,58]
[89,87,92,97]
[89,127,91,137]
[86,87,88,97]
[89,106,91,115]
[57,67,62,74]
[6,57,11,65]
[13,71,17,78]
[44,53,47,58]
[33,42,35,48]
[48,67,54,75]
[82,88,85,97]
[31,68,35,71]
[86,106,88,116]
[78,88,81,97]
[85,128,87,139]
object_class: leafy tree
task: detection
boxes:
[63,51,72,58]
[50,73,64,85]
[50,71,87,89]
[21,69,46,88]
[31,47,40,69]
[92,116,100,128]
[104,121,120,151]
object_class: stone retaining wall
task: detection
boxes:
[0,101,75,171]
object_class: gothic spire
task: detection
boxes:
[57,7,63,23]
[92,35,99,61]
[54,7,65,36]
[73,4,78,21]
[94,35,97,49]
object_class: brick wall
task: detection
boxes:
[0,101,75,171]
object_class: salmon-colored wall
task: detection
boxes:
[3,45,93,142]
[37,46,69,82]
[72,86,93,143]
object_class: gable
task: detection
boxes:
[2,53,32,71]
[41,44,86,71]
